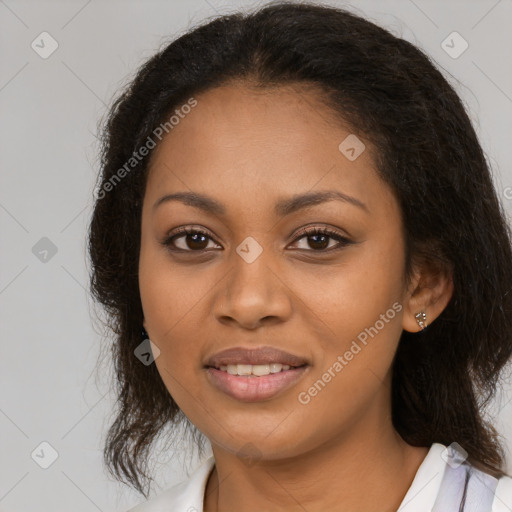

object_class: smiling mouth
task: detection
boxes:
[205,363,310,402]
[208,363,308,376]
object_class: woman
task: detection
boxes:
[88,2,512,510]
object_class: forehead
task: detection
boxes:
[151,82,350,161]
[145,82,396,220]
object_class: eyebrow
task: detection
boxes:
[152,190,368,216]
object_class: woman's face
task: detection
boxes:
[139,83,415,460]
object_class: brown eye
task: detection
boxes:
[291,227,352,252]
[162,227,221,252]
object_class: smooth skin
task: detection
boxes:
[139,82,454,512]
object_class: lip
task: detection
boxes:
[204,346,310,402]
[205,365,309,402]
[204,346,308,368]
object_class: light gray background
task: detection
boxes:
[1,0,512,510]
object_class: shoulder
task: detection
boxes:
[127,480,190,512]
[493,474,512,512]
[464,455,512,511]
[126,456,215,512]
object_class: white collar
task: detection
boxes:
[396,442,447,511]
[128,442,512,512]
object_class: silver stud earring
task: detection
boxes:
[415,310,428,330]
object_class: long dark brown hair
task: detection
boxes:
[88,1,512,497]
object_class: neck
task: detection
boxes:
[204,414,429,512]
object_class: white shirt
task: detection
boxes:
[127,443,512,511]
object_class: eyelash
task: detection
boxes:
[161,226,352,254]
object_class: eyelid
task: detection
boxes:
[292,225,351,242]
[162,225,220,249]
[162,224,353,253]
[289,226,352,252]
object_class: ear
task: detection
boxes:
[402,259,454,333]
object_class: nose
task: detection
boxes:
[213,250,293,330]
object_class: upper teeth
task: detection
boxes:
[219,363,291,376]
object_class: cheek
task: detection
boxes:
[139,243,210,339]
[139,261,193,390]
[291,234,406,403]
[139,261,205,406]
[292,239,404,341]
